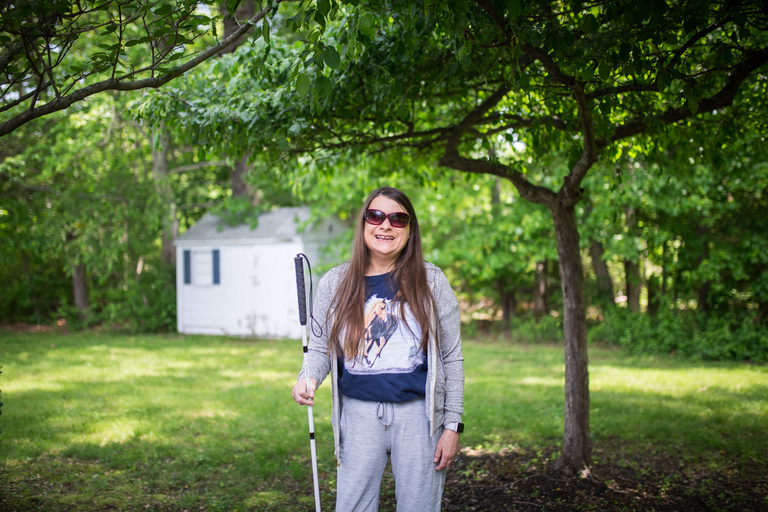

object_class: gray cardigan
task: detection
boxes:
[298,261,465,460]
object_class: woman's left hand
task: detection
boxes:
[433,429,460,470]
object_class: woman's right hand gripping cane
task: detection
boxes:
[292,378,318,406]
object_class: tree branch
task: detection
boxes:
[0,1,291,137]
[518,42,596,204]
[604,47,768,147]
[562,81,597,206]
[438,82,557,206]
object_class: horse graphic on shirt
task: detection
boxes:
[363,297,398,368]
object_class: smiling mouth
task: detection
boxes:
[375,235,395,240]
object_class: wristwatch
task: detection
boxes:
[444,422,464,433]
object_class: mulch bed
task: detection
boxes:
[437,444,768,512]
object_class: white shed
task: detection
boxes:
[174,207,345,338]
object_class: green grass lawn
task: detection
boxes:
[1,331,766,511]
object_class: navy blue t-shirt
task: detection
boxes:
[337,272,427,402]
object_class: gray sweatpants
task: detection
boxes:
[336,395,446,512]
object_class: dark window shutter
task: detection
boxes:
[183,250,191,284]
[212,249,220,285]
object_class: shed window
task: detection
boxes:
[184,249,221,286]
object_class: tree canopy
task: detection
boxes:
[134,0,768,470]
[0,0,293,136]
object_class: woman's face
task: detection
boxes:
[364,195,411,268]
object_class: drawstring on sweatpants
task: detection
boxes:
[376,402,394,427]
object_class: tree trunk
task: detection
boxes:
[498,281,517,327]
[624,207,641,313]
[551,201,591,471]
[589,239,615,306]
[533,260,549,317]
[72,263,90,315]
[624,258,642,313]
[231,154,254,200]
[436,81,594,472]
[696,226,712,312]
[152,129,177,266]
[220,0,256,54]
[220,0,256,202]
[661,241,668,297]
[647,273,660,316]
[698,281,711,312]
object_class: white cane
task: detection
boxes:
[294,254,322,512]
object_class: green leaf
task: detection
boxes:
[359,13,378,39]
[226,0,242,14]
[582,14,598,33]
[125,36,152,48]
[288,122,302,136]
[314,9,326,29]
[296,74,311,96]
[656,69,671,91]
[263,18,270,44]
[598,60,611,80]
[316,75,332,98]
[323,46,340,69]
[685,95,700,114]
[153,4,174,16]
[318,0,331,17]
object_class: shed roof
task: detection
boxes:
[175,207,313,245]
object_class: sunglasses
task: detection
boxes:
[364,209,411,228]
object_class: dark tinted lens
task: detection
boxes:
[388,212,410,228]
[364,209,386,225]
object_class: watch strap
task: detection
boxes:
[444,422,464,433]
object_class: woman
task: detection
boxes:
[292,186,464,511]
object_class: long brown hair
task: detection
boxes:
[329,187,436,359]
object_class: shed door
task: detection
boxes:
[250,243,302,338]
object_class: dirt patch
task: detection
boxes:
[439,444,767,511]
[0,321,68,333]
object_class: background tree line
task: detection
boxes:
[2,0,767,472]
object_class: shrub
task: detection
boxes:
[106,265,177,333]
[463,314,563,344]
[588,306,768,362]
[510,315,563,344]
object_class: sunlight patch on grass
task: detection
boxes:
[83,418,144,445]
[245,490,294,508]
[187,407,238,419]
[517,376,563,386]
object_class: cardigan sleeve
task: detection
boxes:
[297,265,343,387]
[432,265,465,423]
